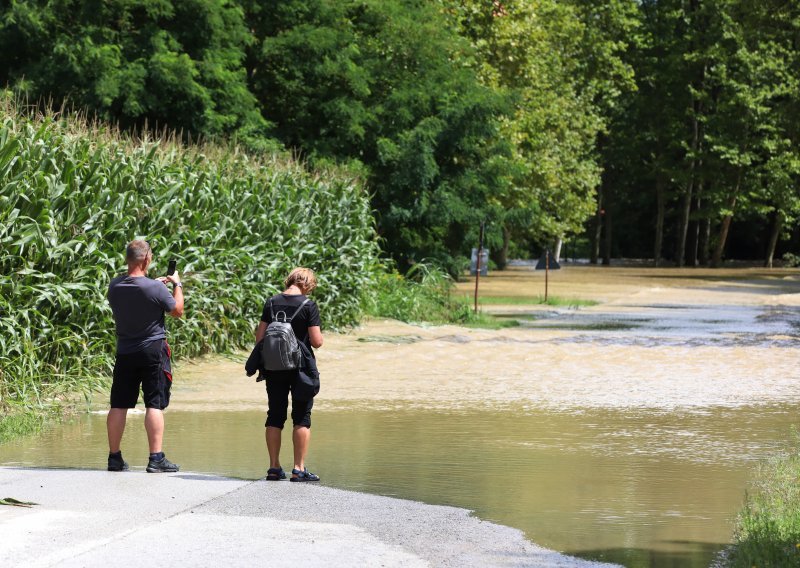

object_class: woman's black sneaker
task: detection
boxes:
[107,452,129,472]
[146,455,180,473]
[290,468,320,482]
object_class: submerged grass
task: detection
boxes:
[724,436,800,566]
[460,313,521,330]
[0,410,52,443]
[525,321,637,331]
[462,295,598,308]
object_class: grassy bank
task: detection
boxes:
[724,439,800,566]
[366,264,472,324]
[366,263,520,329]
[0,97,380,441]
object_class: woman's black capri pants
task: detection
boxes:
[265,370,313,429]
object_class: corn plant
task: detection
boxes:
[0,96,381,417]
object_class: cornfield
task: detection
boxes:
[0,97,381,416]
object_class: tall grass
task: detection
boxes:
[0,95,380,431]
[724,438,800,566]
[367,262,500,325]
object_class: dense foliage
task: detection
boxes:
[596,0,800,266]
[245,0,513,273]
[440,0,638,265]
[365,263,473,324]
[0,98,380,417]
[0,0,270,147]
[1,0,798,268]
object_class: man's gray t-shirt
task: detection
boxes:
[108,275,176,354]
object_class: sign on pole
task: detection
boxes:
[473,222,486,313]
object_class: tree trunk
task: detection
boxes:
[654,177,665,267]
[590,187,604,264]
[711,213,734,268]
[676,183,693,267]
[765,211,784,268]
[678,4,705,268]
[553,237,563,263]
[491,226,511,270]
[677,104,701,267]
[699,216,711,266]
[688,217,699,267]
[602,203,612,265]
[697,181,711,266]
[711,173,742,268]
[688,181,704,266]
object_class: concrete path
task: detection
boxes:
[0,467,617,567]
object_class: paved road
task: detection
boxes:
[0,467,616,567]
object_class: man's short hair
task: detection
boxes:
[285,267,317,293]
[126,240,152,264]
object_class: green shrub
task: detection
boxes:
[725,438,800,566]
[782,252,800,268]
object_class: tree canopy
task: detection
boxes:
[2,0,798,270]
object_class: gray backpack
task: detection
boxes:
[261,298,309,371]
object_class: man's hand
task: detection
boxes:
[157,271,181,286]
[166,271,181,286]
[163,270,184,318]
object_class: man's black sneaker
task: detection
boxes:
[108,453,129,472]
[146,455,180,473]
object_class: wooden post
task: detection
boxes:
[545,249,549,302]
[474,222,485,313]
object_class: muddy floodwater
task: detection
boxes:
[3,265,800,567]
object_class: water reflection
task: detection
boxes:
[1,403,796,567]
[579,544,726,568]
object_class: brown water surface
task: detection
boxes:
[3,265,800,568]
[1,405,795,567]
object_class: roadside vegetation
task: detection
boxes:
[724,439,800,566]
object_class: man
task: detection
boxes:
[106,240,184,472]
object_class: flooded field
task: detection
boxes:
[3,265,800,567]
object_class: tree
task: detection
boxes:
[596,0,800,267]
[441,0,638,265]
[245,0,511,273]
[0,0,269,144]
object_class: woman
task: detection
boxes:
[255,267,324,482]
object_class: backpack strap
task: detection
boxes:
[269,299,275,321]
[287,298,309,322]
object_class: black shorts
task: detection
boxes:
[110,340,172,410]
[265,370,313,429]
